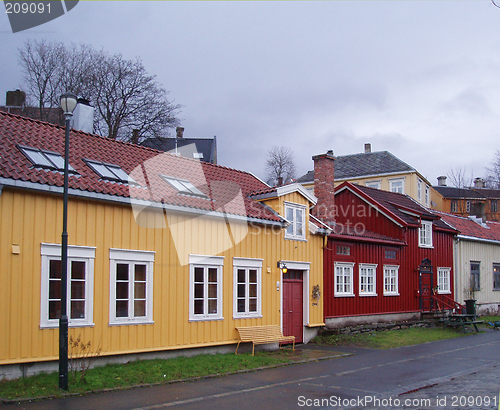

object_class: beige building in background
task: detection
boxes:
[297,144,433,207]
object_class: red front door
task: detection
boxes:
[283,270,303,343]
[419,258,434,312]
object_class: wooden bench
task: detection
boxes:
[235,325,295,355]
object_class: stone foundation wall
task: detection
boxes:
[319,320,434,336]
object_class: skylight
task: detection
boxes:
[161,175,207,198]
[85,160,135,184]
[19,146,76,172]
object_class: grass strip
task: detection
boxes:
[312,326,470,349]
[0,349,318,401]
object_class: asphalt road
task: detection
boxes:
[4,330,500,410]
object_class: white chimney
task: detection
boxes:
[437,176,447,187]
[364,143,371,153]
[72,98,94,134]
[473,177,485,189]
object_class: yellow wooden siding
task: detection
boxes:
[0,188,323,364]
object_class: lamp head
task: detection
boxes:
[60,92,78,115]
[277,261,288,273]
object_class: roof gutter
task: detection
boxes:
[328,233,407,246]
[456,234,500,246]
[0,177,286,228]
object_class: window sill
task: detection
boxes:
[418,245,434,249]
[384,293,400,297]
[334,293,355,297]
[359,293,378,297]
[108,320,154,326]
[189,316,224,322]
[233,314,263,320]
[437,291,452,295]
[40,322,95,329]
[284,236,307,242]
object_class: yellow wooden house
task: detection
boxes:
[0,112,329,379]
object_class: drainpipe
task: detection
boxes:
[454,237,460,306]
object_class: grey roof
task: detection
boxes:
[297,151,415,183]
[432,186,500,199]
[141,137,217,164]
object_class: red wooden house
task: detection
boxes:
[311,153,459,327]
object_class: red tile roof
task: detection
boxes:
[435,211,500,243]
[0,111,281,223]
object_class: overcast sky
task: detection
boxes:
[1,1,500,185]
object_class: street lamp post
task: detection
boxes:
[59,92,78,390]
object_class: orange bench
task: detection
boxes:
[235,325,295,355]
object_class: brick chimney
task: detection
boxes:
[6,90,26,107]
[312,150,335,224]
[364,143,371,153]
[131,129,140,144]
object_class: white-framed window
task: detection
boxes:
[85,159,134,184]
[383,265,399,296]
[233,258,262,319]
[334,262,355,296]
[284,202,306,241]
[365,180,381,189]
[417,179,422,202]
[437,267,451,294]
[161,175,207,198]
[189,255,224,321]
[359,264,377,296]
[389,178,405,194]
[425,185,430,207]
[109,249,155,325]
[19,146,77,173]
[418,220,433,248]
[40,243,95,329]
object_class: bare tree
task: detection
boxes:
[448,166,475,189]
[18,40,181,142]
[265,146,296,186]
[18,39,66,122]
[485,150,500,188]
[90,54,180,140]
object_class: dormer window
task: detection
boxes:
[418,220,433,248]
[284,202,306,241]
[161,175,207,198]
[85,160,134,184]
[19,146,76,173]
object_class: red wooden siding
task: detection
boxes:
[334,190,405,240]
[324,228,455,318]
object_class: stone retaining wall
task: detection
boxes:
[319,320,435,336]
